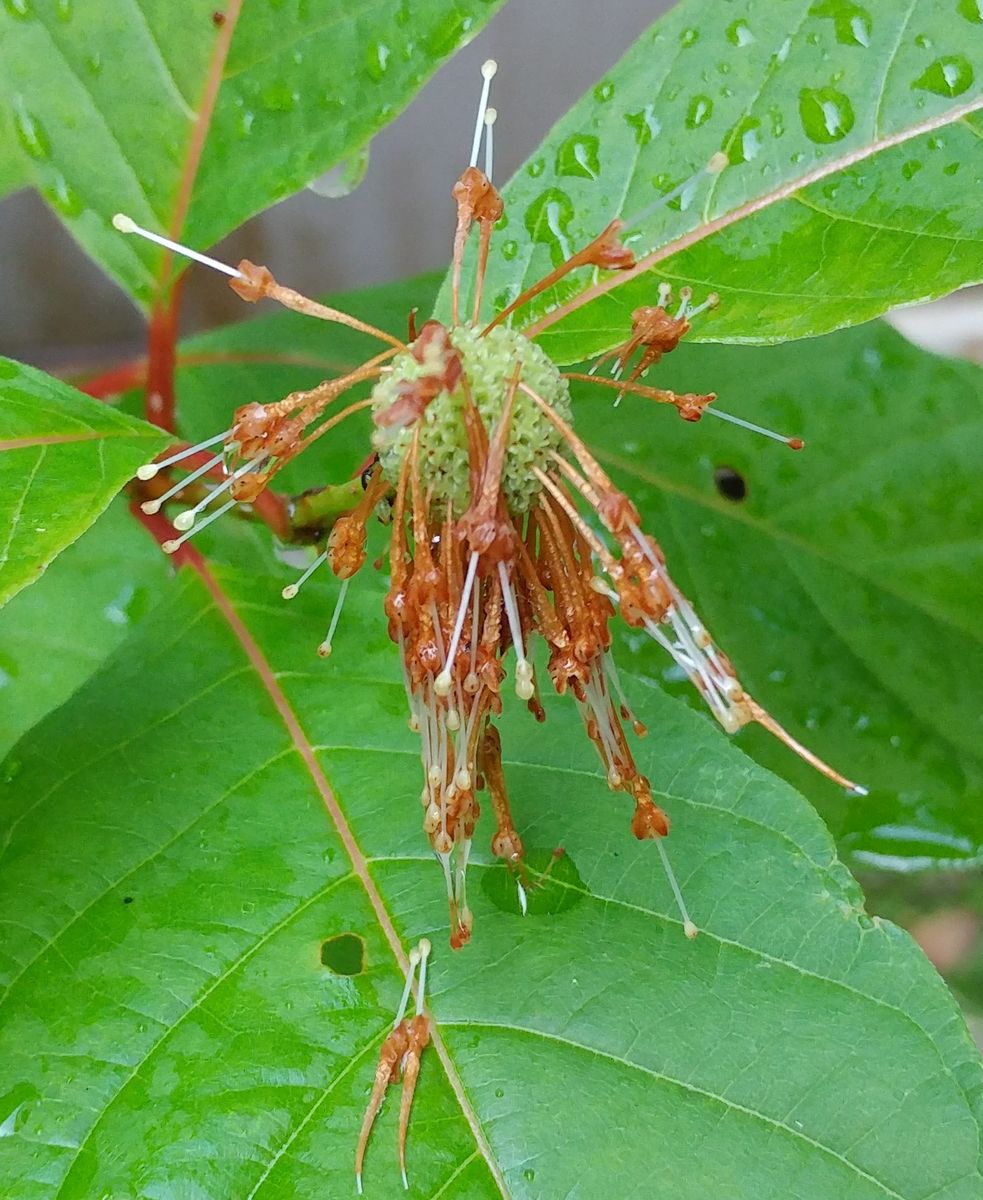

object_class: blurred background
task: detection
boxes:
[1,0,981,1033]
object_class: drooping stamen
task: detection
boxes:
[414,937,431,1015]
[140,452,223,514]
[172,455,266,531]
[497,561,534,700]
[655,838,698,939]
[161,495,238,554]
[705,405,804,449]
[112,213,243,279]
[317,576,351,657]
[136,430,230,480]
[393,944,421,1029]
[435,550,480,696]
[620,151,729,233]
[483,106,497,181]
[282,549,328,599]
[469,59,498,167]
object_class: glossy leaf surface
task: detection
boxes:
[0,500,169,757]
[0,565,980,1199]
[0,358,167,607]
[0,0,504,305]
[443,0,983,358]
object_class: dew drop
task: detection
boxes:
[85,51,102,77]
[943,160,960,176]
[809,1,872,47]
[238,110,254,136]
[501,238,518,261]
[2,0,31,18]
[523,1169,537,1183]
[901,159,922,180]
[494,1088,505,1098]
[493,285,519,311]
[365,41,390,81]
[768,105,785,137]
[555,133,600,180]
[524,189,575,261]
[308,146,370,198]
[685,94,714,129]
[725,115,762,164]
[914,33,932,49]
[43,172,81,217]
[726,19,754,46]
[1,757,22,783]
[914,55,974,97]
[11,101,51,161]
[680,27,698,46]
[798,87,855,143]
[594,80,615,102]
[527,157,545,178]
[625,104,661,146]
[481,847,584,916]
[395,0,410,24]
[775,35,792,64]
[958,0,983,22]
[55,0,71,19]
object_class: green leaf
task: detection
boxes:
[570,320,983,869]
[154,274,983,866]
[0,103,27,199]
[443,0,983,359]
[0,0,505,306]
[0,565,980,1198]
[0,357,167,607]
[0,499,169,758]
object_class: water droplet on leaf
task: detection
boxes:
[726,116,763,163]
[726,19,754,46]
[12,101,50,160]
[958,0,983,22]
[308,145,370,198]
[555,133,600,180]
[798,86,855,142]
[914,55,974,97]
[686,94,713,128]
[625,104,661,146]
[809,1,872,47]
[594,80,615,102]
[680,27,698,46]
[365,41,391,81]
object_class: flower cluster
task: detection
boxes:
[120,60,863,956]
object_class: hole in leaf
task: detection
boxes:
[713,465,747,502]
[320,932,366,975]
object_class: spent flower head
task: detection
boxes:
[118,59,864,959]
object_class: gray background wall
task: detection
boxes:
[0,0,670,368]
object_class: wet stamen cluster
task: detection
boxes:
[120,59,864,962]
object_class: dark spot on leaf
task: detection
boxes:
[212,10,226,25]
[122,896,134,904]
[714,466,747,502]
[321,932,365,975]
[482,847,585,917]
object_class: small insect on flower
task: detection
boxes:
[120,59,865,956]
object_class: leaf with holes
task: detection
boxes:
[0,0,505,305]
[0,358,167,608]
[0,564,981,1199]
[440,0,983,359]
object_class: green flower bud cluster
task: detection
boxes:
[372,324,572,516]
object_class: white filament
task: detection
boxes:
[161,494,238,553]
[282,550,328,600]
[435,551,480,696]
[318,576,351,656]
[656,838,698,938]
[137,430,230,480]
[705,406,799,445]
[113,213,243,278]
[469,59,498,167]
[140,452,222,514]
[484,107,497,181]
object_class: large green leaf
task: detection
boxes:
[0,358,167,607]
[572,321,983,869]
[0,499,169,758]
[443,0,983,358]
[0,0,504,305]
[0,564,980,1199]
[146,274,983,866]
